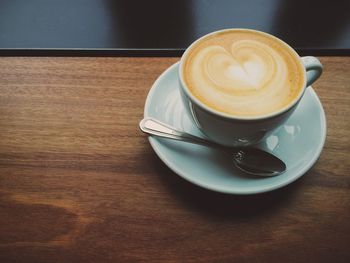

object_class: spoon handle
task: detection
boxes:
[139,118,219,148]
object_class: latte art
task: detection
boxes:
[183,30,305,117]
[205,40,285,91]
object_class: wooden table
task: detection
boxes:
[0,57,349,262]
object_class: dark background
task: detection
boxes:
[0,0,349,56]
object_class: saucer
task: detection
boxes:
[144,62,326,194]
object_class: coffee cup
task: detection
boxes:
[178,28,323,147]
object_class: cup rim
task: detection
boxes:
[179,28,307,121]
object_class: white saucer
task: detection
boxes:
[144,62,326,194]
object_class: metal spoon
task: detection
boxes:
[139,118,286,177]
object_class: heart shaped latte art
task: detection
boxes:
[205,41,277,91]
[186,38,301,116]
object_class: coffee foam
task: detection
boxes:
[183,30,305,117]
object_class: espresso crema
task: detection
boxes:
[182,29,305,117]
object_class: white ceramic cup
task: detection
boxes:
[178,29,323,147]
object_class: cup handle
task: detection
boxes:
[301,56,323,87]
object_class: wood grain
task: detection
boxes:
[0,57,349,263]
